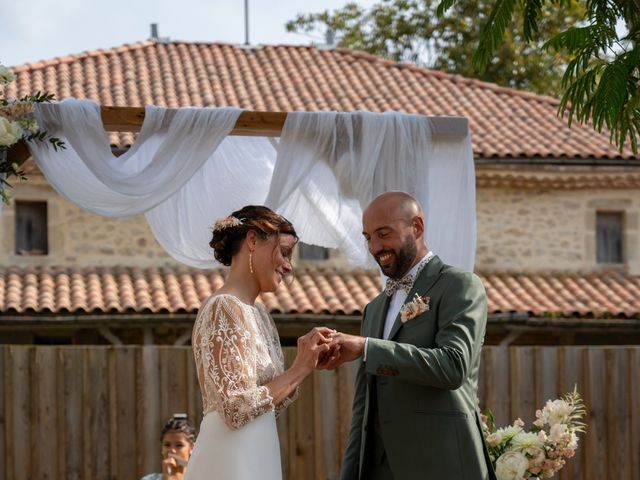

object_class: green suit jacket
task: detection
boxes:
[340,256,497,480]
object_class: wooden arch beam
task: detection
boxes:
[7,106,467,165]
[7,107,288,165]
[101,107,287,135]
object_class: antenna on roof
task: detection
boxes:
[149,23,170,43]
[325,28,335,47]
[244,0,250,45]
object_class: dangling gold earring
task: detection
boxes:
[249,251,254,274]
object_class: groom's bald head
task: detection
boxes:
[365,191,424,223]
[362,192,428,278]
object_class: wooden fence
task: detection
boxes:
[1,345,638,480]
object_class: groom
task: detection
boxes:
[323,192,496,480]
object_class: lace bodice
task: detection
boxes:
[192,294,297,429]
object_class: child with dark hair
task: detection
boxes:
[141,414,196,480]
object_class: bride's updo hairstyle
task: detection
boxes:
[210,205,298,266]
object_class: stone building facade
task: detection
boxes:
[3,164,639,275]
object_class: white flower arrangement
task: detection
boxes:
[482,387,586,480]
[399,293,430,323]
[212,215,243,232]
[0,62,65,204]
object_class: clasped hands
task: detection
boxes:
[297,327,366,370]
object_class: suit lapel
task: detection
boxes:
[387,255,446,341]
[366,293,391,339]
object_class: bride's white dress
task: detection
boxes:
[185,294,296,480]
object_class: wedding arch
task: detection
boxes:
[9,99,477,271]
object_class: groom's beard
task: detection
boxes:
[376,234,418,279]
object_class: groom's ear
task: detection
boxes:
[411,216,425,238]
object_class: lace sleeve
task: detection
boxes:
[275,387,299,417]
[195,296,274,429]
[255,302,299,416]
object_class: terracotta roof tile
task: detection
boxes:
[1,266,639,319]
[6,41,637,160]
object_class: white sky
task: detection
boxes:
[2,0,378,67]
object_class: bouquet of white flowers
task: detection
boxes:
[0,63,64,203]
[482,388,587,480]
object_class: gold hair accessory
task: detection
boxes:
[212,215,243,232]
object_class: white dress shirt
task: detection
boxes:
[364,251,434,361]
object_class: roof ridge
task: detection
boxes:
[10,40,157,71]
[330,47,561,107]
[10,40,561,107]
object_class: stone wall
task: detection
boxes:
[2,165,639,274]
[0,171,179,268]
[476,186,639,274]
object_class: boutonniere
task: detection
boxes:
[400,293,430,323]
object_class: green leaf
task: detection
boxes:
[522,0,543,41]
[473,0,518,71]
[436,0,458,17]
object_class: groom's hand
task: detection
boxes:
[317,332,365,370]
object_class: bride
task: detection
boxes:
[185,205,335,480]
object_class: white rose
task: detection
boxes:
[0,116,23,146]
[511,431,544,456]
[0,64,15,84]
[495,451,529,480]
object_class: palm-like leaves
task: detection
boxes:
[438,0,640,153]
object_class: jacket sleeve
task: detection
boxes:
[364,271,487,390]
[340,305,370,480]
[340,358,367,480]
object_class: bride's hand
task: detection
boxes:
[292,327,334,372]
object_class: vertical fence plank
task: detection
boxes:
[584,348,606,480]
[480,347,510,427]
[109,347,138,479]
[6,346,32,480]
[557,347,585,480]
[185,346,203,429]
[59,348,83,480]
[138,346,161,477]
[534,346,557,408]
[512,346,536,423]
[32,347,57,480]
[629,348,640,480]
[315,369,339,480]
[278,349,295,480]
[605,348,630,480]
[83,347,109,480]
[0,347,5,480]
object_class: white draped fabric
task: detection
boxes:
[30,98,476,271]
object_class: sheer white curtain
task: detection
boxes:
[30,99,476,270]
[266,112,476,269]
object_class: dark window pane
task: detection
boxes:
[298,242,329,261]
[15,201,48,255]
[596,212,623,263]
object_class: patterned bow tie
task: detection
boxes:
[385,274,414,297]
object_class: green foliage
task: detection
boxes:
[437,0,640,152]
